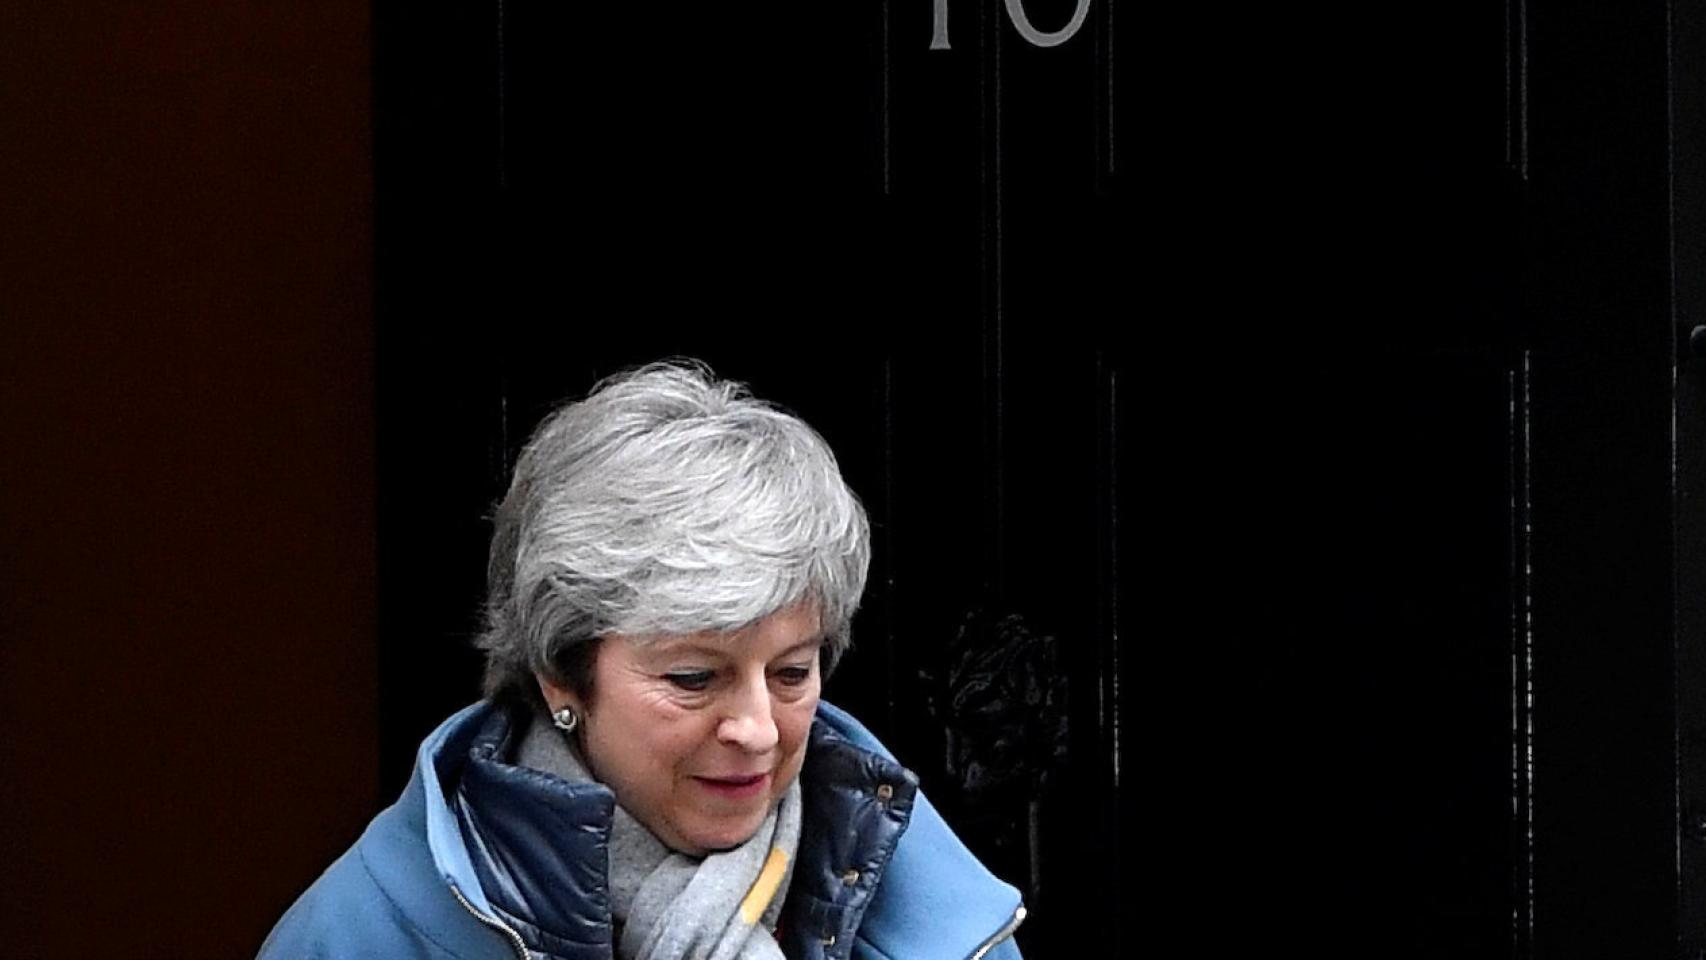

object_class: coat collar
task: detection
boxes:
[780,704,920,960]
[412,700,927,958]
[456,704,618,955]
[774,703,1027,960]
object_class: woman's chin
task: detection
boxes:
[671,816,766,856]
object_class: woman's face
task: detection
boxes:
[541,602,823,855]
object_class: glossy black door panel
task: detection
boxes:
[375,1,1703,955]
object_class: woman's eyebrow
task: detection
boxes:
[647,638,824,662]
[774,638,824,659]
[645,628,825,655]
[646,642,728,661]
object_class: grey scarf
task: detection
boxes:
[517,712,801,960]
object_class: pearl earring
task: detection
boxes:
[551,706,580,734]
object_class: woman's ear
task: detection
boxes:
[535,672,584,715]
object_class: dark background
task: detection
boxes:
[2,2,378,958]
[373,2,1124,955]
[8,1,1706,958]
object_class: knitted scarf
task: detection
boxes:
[517,712,801,960]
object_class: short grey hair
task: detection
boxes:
[477,360,871,703]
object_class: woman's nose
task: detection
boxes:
[717,676,780,754]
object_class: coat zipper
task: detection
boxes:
[449,882,530,960]
[967,906,1027,960]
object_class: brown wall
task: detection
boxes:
[0,4,376,956]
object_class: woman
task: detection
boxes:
[259,361,1026,960]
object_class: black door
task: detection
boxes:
[375,1,1706,955]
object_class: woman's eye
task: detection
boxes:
[664,671,715,692]
[774,666,812,686]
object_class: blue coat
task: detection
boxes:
[259,701,1025,960]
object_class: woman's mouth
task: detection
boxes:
[692,773,770,798]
